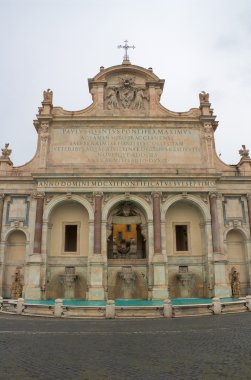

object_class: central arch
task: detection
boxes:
[103,195,151,300]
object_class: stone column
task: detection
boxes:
[33,192,45,254]
[152,192,162,254]
[0,194,5,240]
[88,192,105,300]
[209,192,221,254]
[151,192,168,299]
[246,194,251,237]
[94,192,103,254]
[246,194,251,294]
[210,193,231,297]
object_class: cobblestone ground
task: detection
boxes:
[0,313,251,380]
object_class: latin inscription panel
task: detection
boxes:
[49,126,203,167]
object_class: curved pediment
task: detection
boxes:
[86,62,165,117]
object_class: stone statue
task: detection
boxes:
[199,91,209,103]
[43,88,53,103]
[11,268,23,299]
[106,88,118,110]
[239,145,250,159]
[230,268,241,297]
[1,143,12,159]
[133,89,148,110]
[130,238,137,255]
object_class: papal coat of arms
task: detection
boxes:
[105,76,149,110]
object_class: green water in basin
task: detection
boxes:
[24,297,241,307]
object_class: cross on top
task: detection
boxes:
[118,40,135,61]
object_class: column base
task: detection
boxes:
[151,254,168,299]
[23,286,42,300]
[24,255,42,299]
[151,286,169,300]
[88,255,105,300]
[214,285,232,298]
[88,286,105,301]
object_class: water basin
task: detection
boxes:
[24,297,240,307]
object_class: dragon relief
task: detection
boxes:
[105,76,149,110]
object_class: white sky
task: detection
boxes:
[0,0,251,166]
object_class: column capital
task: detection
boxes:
[0,193,5,201]
[209,191,221,200]
[247,193,251,201]
[93,191,103,198]
[151,191,162,199]
[31,191,45,199]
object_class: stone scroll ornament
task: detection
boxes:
[105,76,149,110]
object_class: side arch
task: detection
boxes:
[3,229,27,298]
[161,194,211,222]
[225,227,250,295]
[224,226,249,242]
[2,227,30,243]
[43,194,94,222]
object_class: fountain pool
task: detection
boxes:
[24,297,240,307]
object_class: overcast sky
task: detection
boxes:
[0,0,251,166]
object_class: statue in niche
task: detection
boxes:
[11,268,23,299]
[130,238,137,254]
[106,87,119,110]
[43,88,53,103]
[1,143,12,159]
[230,268,241,297]
[199,91,209,103]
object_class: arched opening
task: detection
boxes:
[226,229,249,296]
[165,200,207,298]
[106,201,148,299]
[107,202,147,259]
[46,201,89,299]
[3,230,26,298]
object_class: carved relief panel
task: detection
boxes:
[6,196,30,225]
[104,75,149,112]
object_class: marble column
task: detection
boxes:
[0,194,5,240]
[151,192,168,299]
[94,192,103,254]
[247,194,251,237]
[152,192,162,254]
[33,193,45,254]
[209,193,221,254]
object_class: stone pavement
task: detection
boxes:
[0,313,251,379]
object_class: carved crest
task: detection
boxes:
[105,76,149,110]
[116,202,138,217]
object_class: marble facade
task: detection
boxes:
[0,59,251,300]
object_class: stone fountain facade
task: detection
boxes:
[0,56,251,301]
